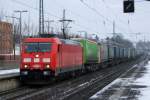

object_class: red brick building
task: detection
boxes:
[0,21,13,54]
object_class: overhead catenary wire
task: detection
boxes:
[101,0,133,33]
[11,0,99,34]
[50,0,100,33]
[93,0,133,34]
[101,0,128,24]
[12,0,61,19]
[54,0,128,35]
[80,0,129,33]
[12,0,118,33]
[53,0,94,24]
[55,1,128,34]
[100,0,133,33]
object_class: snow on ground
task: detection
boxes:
[134,61,150,100]
[89,64,138,100]
[0,69,19,75]
[89,61,150,100]
[90,78,123,99]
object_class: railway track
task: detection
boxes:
[63,64,137,100]
[0,56,146,100]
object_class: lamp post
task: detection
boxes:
[14,10,28,42]
[14,10,28,54]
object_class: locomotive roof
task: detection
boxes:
[23,37,62,44]
[23,37,81,46]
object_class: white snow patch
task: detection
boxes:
[134,61,150,100]
[0,69,19,75]
[138,88,150,100]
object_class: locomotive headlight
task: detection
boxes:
[46,65,50,69]
[24,65,28,68]
[43,58,51,63]
[23,58,31,63]
[35,54,39,58]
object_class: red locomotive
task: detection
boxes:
[20,37,83,83]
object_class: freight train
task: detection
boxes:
[20,36,141,84]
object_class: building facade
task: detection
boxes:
[0,21,13,54]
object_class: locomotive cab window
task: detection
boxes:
[24,42,52,53]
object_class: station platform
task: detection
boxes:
[90,60,150,100]
[0,60,19,78]
[0,68,19,79]
[0,60,19,70]
[0,68,19,75]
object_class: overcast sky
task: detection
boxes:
[0,0,150,42]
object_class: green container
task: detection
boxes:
[73,38,99,64]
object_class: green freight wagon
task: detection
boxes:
[72,38,99,64]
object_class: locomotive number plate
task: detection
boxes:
[33,64,40,68]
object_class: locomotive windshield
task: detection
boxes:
[24,42,51,53]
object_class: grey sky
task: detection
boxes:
[0,0,150,42]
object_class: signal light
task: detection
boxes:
[123,0,135,13]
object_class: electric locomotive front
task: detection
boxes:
[20,37,61,83]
